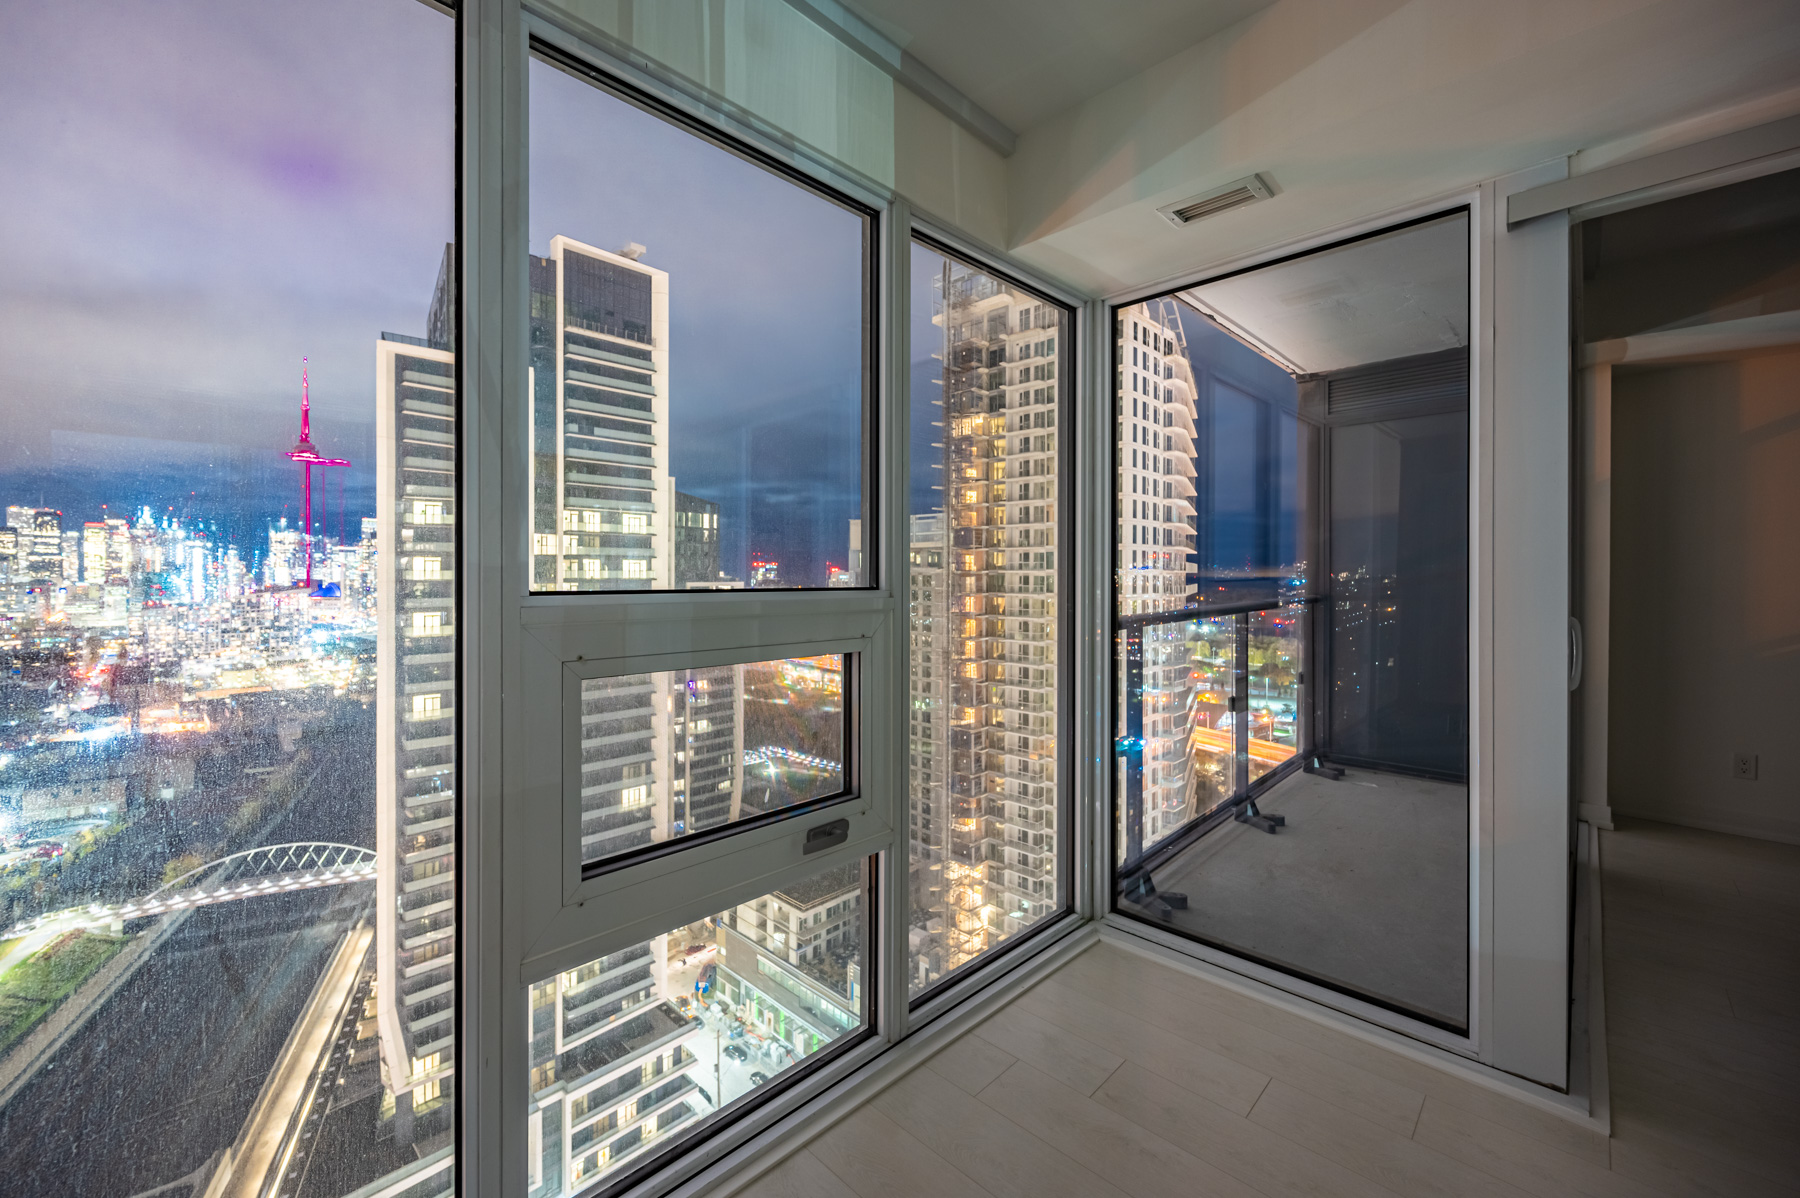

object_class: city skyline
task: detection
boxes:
[0,1,869,587]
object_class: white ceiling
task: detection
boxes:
[1181,212,1469,375]
[843,0,1272,134]
[995,1,1800,296]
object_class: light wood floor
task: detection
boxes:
[1600,817,1799,1196]
[739,818,1797,1198]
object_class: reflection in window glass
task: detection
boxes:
[1113,213,1470,1030]
[1247,605,1304,784]
[578,657,846,867]
[527,860,869,1196]
[528,56,870,593]
[0,2,457,1195]
[907,243,1064,996]
[1327,414,1469,776]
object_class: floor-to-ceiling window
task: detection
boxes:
[1111,212,1473,1031]
[0,2,459,1194]
[504,41,883,1198]
[905,240,1073,1000]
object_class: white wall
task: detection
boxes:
[1609,349,1800,843]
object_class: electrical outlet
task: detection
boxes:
[1732,752,1758,781]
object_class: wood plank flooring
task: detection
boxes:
[740,818,1797,1197]
[1601,818,1799,1198]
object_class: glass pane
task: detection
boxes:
[1247,605,1304,784]
[0,2,458,1195]
[1114,615,1236,864]
[578,657,846,868]
[1113,213,1471,1031]
[906,243,1064,997]
[527,55,870,592]
[526,860,869,1195]
[1327,413,1469,776]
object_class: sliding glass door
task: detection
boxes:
[1111,212,1473,1032]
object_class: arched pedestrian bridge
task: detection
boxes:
[8,842,377,935]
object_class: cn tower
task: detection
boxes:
[284,358,351,588]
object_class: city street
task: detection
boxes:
[682,1006,788,1111]
[661,932,796,1111]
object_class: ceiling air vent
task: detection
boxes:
[1157,174,1274,227]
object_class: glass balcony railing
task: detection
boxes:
[1115,598,1311,868]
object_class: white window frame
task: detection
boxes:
[900,221,1097,1029]
[1094,175,1574,1088]
[457,5,1103,1197]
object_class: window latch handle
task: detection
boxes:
[804,818,849,855]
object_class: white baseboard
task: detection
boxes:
[1611,809,1800,845]
[1579,801,1614,830]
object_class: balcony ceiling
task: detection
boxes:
[842,0,1273,134]
[1181,212,1469,375]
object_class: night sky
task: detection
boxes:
[0,0,453,553]
[0,0,869,585]
[530,57,866,584]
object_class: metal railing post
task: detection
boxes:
[1234,614,1251,796]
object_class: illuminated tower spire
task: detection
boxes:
[285,358,351,587]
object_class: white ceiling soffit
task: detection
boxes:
[818,0,1272,140]
[1182,212,1470,376]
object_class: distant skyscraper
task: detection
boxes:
[183,541,208,605]
[530,237,671,591]
[749,558,781,588]
[59,528,81,587]
[673,490,721,588]
[669,664,746,835]
[373,245,752,1196]
[82,522,108,584]
[7,507,62,580]
[374,246,459,1151]
[908,264,1061,989]
[266,521,302,588]
[906,512,950,949]
[105,516,131,581]
[1117,299,1202,846]
[827,520,862,587]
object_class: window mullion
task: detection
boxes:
[877,198,913,1045]
[463,1,530,1197]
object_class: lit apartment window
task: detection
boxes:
[412,555,442,580]
[622,559,647,578]
[413,610,444,635]
[413,693,442,717]
[622,512,648,534]
[907,239,1070,999]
